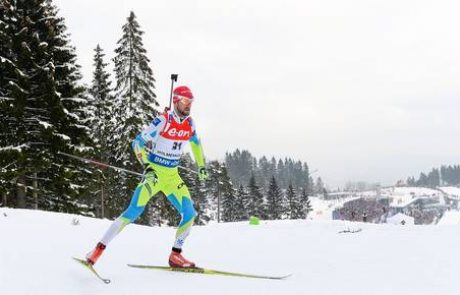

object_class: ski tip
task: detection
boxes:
[101,278,111,284]
[72,256,87,264]
[259,273,292,280]
[73,257,111,284]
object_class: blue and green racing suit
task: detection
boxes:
[98,109,206,251]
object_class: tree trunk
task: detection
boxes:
[217,190,221,223]
[33,173,38,209]
[17,175,27,208]
[2,191,7,206]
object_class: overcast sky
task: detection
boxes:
[54,0,460,188]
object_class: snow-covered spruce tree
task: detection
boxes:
[285,183,296,219]
[258,156,271,189]
[286,182,305,219]
[0,0,22,206]
[111,11,159,202]
[247,173,266,219]
[87,44,117,218]
[225,149,255,186]
[0,0,93,213]
[205,161,225,222]
[276,159,285,188]
[0,0,37,208]
[266,175,284,220]
[303,162,311,194]
[218,164,237,222]
[300,188,313,219]
[37,0,93,214]
[234,184,249,221]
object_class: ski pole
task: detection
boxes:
[57,151,144,177]
[58,151,198,176]
[168,74,178,110]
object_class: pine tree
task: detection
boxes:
[277,159,285,188]
[247,173,265,219]
[219,164,237,222]
[38,0,93,214]
[234,184,249,221]
[286,183,297,219]
[416,173,428,187]
[225,149,254,186]
[0,0,93,213]
[266,176,284,220]
[258,156,270,187]
[303,162,311,193]
[301,188,313,219]
[0,0,21,206]
[111,11,159,205]
[87,44,116,218]
[206,161,229,222]
[426,168,440,188]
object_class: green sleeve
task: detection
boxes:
[190,138,205,168]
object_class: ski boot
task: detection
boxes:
[86,242,106,265]
[168,248,196,268]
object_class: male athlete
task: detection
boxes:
[86,85,207,268]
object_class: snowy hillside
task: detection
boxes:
[1,208,460,295]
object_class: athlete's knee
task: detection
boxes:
[183,207,197,223]
[121,204,145,223]
[181,197,197,223]
[120,185,149,222]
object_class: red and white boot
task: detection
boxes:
[168,248,196,268]
[86,242,106,265]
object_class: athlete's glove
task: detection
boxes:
[144,140,153,152]
[198,166,208,181]
[134,140,152,165]
[143,166,158,184]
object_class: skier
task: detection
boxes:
[86,85,208,268]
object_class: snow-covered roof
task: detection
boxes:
[438,186,460,199]
[381,187,442,208]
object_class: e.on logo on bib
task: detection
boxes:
[167,128,190,138]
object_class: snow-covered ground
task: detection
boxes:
[438,210,460,225]
[1,207,460,295]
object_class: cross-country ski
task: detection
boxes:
[127,264,291,280]
[72,257,111,284]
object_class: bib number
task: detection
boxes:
[172,142,183,150]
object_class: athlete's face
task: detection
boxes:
[175,96,193,117]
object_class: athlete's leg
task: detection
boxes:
[166,180,197,250]
[100,172,159,245]
[87,171,160,265]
